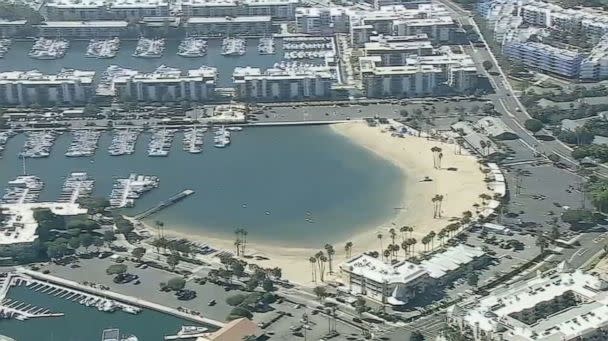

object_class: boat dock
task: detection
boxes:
[109,174,159,208]
[59,172,94,203]
[0,273,63,320]
[134,189,194,220]
[14,268,225,328]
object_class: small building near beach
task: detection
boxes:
[339,244,488,305]
[196,318,261,341]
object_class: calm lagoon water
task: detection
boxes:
[0,126,404,247]
[0,285,207,341]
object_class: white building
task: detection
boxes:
[36,20,130,38]
[185,16,272,36]
[233,65,334,100]
[0,202,87,247]
[42,0,169,20]
[450,268,608,341]
[0,69,95,106]
[349,4,455,46]
[340,245,487,305]
[0,20,28,38]
[108,65,217,102]
[364,39,434,66]
[580,36,608,80]
[181,0,298,20]
[503,41,583,78]
[295,7,351,35]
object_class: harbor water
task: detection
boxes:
[0,39,294,87]
[0,126,404,247]
[0,285,206,340]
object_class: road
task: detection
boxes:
[439,0,608,178]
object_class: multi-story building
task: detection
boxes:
[580,38,608,80]
[364,0,430,10]
[503,41,584,78]
[42,0,169,21]
[364,39,434,66]
[349,4,454,46]
[360,56,441,97]
[295,7,351,35]
[185,16,272,36]
[108,65,217,102]
[0,69,95,106]
[181,0,298,20]
[36,20,130,38]
[0,20,28,38]
[340,245,487,305]
[449,268,608,341]
[233,65,334,101]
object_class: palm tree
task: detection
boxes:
[431,146,442,168]
[438,152,443,169]
[536,234,549,254]
[428,231,436,250]
[383,249,391,262]
[377,233,383,259]
[241,229,248,256]
[401,240,409,258]
[389,228,396,248]
[432,194,444,218]
[344,241,353,258]
[392,244,400,260]
[409,238,417,256]
[234,228,243,256]
[234,239,242,257]
[309,256,317,282]
[436,195,444,218]
[479,140,487,156]
[319,255,328,282]
[324,244,335,274]
[437,229,447,246]
[421,236,429,251]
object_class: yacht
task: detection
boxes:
[221,38,246,56]
[86,38,120,59]
[177,37,207,57]
[133,38,165,58]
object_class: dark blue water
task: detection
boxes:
[0,285,209,341]
[0,126,404,247]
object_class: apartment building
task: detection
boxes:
[349,4,455,46]
[503,41,584,78]
[450,269,608,341]
[364,0,430,10]
[109,65,217,102]
[185,16,272,36]
[360,56,441,98]
[364,39,434,66]
[181,0,298,20]
[42,0,169,20]
[233,65,334,101]
[0,69,95,106]
[339,245,487,305]
[580,39,608,80]
[36,21,130,38]
[295,7,351,35]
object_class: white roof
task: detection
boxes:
[340,254,428,284]
[419,245,485,278]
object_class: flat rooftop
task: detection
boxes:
[187,15,271,23]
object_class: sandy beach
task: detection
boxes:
[145,121,491,285]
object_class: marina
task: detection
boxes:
[0,39,11,58]
[0,175,44,204]
[58,172,94,204]
[86,38,120,59]
[19,130,57,158]
[221,38,246,56]
[133,38,165,58]
[148,128,177,157]
[0,130,16,157]
[177,37,207,57]
[282,36,334,61]
[109,173,160,208]
[257,37,275,55]
[182,127,205,154]
[65,129,101,157]
[213,126,231,148]
[109,129,141,156]
[28,38,69,60]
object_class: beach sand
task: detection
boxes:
[144,121,490,285]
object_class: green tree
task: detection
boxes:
[524,119,543,133]
[226,294,247,306]
[166,277,186,291]
[313,286,327,301]
[68,236,81,250]
[227,306,253,320]
[410,331,425,341]
[131,247,147,261]
[482,60,493,71]
[467,273,479,287]
[167,252,180,271]
[262,279,274,292]
[106,264,127,275]
[79,233,93,251]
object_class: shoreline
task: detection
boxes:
[136,121,490,285]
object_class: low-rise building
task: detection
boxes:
[42,0,169,20]
[0,69,95,106]
[181,0,298,20]
[449,268,608,341]
[580,37,608,80]
[0,20,28,38]
[185,16,272,37]
[339,245,487,305]
[503,41,584,78]
[107,65,217,102]
[36,20,130,38]
[233,65,334,101]
[364,40,434,66]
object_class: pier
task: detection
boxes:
[134,189,194,220]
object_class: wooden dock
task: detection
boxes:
[133,189,194,220]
